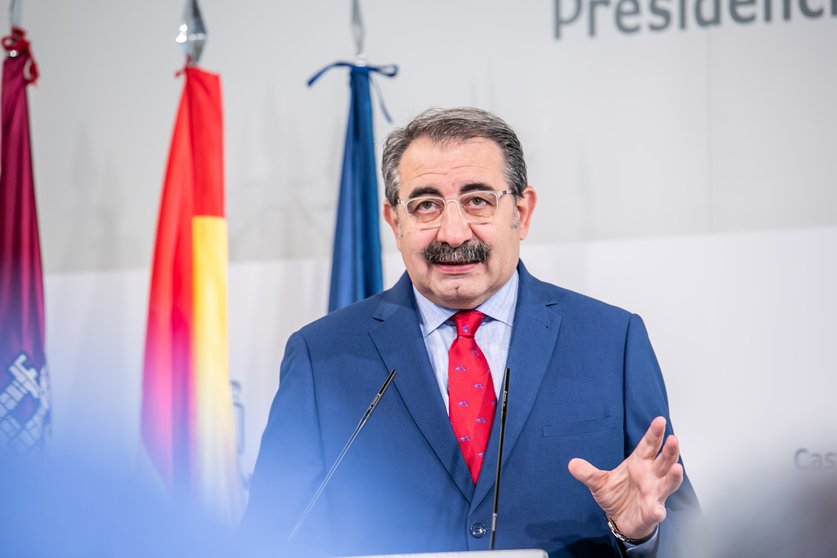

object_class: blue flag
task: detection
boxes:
[308,62,397,312]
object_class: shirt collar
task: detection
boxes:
[413,269,519,337]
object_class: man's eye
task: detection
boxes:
[462,194,492,208]
[410,199,443,213]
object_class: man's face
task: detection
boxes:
[383,137,537,310]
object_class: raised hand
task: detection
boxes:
[567,416,684,541]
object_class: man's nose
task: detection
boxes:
[435,199,473,247]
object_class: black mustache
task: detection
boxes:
[422,241,491,265]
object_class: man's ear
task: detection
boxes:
[516,186,537,240]
[383,202,402,244]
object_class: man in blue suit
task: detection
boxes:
[244,108,699,557]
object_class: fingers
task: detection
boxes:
[634,416,667,460]
[568,457,607,491]
[660,462,684,498]
[653,434,680,476]
[650,502,668,524]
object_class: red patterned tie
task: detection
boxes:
[448,310,496,483]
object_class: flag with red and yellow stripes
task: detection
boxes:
[142,66,242,523]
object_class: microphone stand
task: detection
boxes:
[287,369,397,542]
[489,368,510,551]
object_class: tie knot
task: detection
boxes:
[453,310,485,338]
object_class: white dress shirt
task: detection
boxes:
[413,271,518,412]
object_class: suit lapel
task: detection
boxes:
[472,264,562,509]
[368,274,475,502]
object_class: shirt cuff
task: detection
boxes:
[623,526,659,557]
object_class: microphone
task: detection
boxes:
[287,369,397,542]
[488,367,511,551]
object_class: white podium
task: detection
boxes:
[343,550,548,558]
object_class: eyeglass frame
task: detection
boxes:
[393,189,514,230]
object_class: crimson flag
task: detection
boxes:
[0,27,50,454]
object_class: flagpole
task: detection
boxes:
[308,2,397,312]
[351,0,366,66]
[175,0,206,66]
[10,0,21,29]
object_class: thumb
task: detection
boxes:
[568,457,606,490]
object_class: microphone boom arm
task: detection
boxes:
[288,369,398,542]
[489,368,511,550]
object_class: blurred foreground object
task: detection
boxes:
[687,470,837,558]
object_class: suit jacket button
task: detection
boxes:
[470,522,487,538]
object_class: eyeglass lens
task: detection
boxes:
[405,192,502,224]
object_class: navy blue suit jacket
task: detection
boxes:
[244,263,699,557]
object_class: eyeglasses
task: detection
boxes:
[395,190,512,229]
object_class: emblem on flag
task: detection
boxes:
[1,353,50,452]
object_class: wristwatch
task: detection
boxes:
[607,516,656,546]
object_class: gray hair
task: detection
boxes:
[381,107,528,205]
